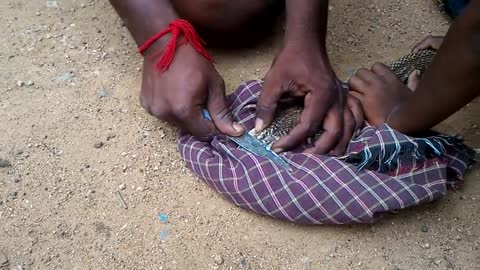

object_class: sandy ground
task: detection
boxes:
[0,0,479,269]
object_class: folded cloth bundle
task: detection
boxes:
[178,80,475,224]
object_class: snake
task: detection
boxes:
[252,49,437,147]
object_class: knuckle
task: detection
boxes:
[215,106,233,121]
[256,98,277,113]
[348,76,364,87]
[172,104,191,119]
[356,68,369,76]
[149,105,169,120]
[371,62,386,71]
[139,95,150,113]
[371,79,383,88]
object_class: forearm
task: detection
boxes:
[109,0,177,50]
[387,0,480,133]
[284,0,329,49]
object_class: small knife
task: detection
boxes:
[202,110,292,171]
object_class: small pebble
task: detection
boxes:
[9,191,18,199]
[106,132,116,140]
[26,81,34,86]
[97,89,111,98]
[433,259,442,266]
[0,159,11,168]
[422,243,430,249]
[17,81,24,87]
[94,141,104,148]
[421,224,429,233]
[118,183,126,190]
[214,255,224,265]
[0,250,8,266]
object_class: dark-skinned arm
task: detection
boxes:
[109,0,177,51]
[387,0,480,133]
[258,0,363,155]
[284,0,329,44]
[108,0,244,138]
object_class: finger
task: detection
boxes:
[271,92,328,152]
[304,103,343,155]
[331,107,355,156]
[412,36,434,53]
[255,77,284,132]
[172,104,217,139]
[355,68,377,84]
[407,70,421,91]
[412,36,444,53]
[348,91,364,103]
[347,95,365,131]
[348,76,370,95]
[371,62,397,81]
[207,77,245,137]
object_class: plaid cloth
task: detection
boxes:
[178,80,475,224]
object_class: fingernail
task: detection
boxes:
[232,122,245,133]
[255,118,264,133]
[272,147,284,153]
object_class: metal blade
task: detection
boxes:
[228,133,292,171]
[202,110,291,171]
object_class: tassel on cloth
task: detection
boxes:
[138,19,213,72]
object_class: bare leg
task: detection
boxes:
[172,0,283,47]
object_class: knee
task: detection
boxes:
[172,0,280,33]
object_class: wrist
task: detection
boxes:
[386,105,404,132]
[284,29,325,50]
[141,32,172,57]
[110,0,178,49]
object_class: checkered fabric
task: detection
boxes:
[178,80,474,224]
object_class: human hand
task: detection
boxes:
[256,43,348,154]
[140,44,244,139]
[348,63,414,128]
[412,35,444,52]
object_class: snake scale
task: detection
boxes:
[252,49,437,147]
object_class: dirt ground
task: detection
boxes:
[0,0,479,269]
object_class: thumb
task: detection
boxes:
[255,78,283,133]
[207,78,245,137]
[407,70,421,91]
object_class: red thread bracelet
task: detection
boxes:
[138,19,213,73]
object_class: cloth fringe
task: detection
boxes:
[346,127,475,173]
